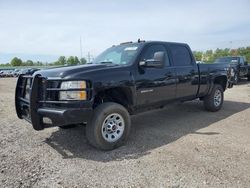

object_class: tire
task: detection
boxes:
[234,73,239,84]
[248,76,250,81]
[59,124,77,129]
[86,102,131,150]
[204,84,224,112]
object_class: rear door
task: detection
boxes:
[135,44,176,106]
[168,44,199,100]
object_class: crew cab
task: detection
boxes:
[214,56,250,83]
[15,41,234,150]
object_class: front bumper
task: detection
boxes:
[15,74,93,130]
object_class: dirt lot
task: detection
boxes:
[0,78,250,187]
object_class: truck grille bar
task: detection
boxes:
[15,74,92,130]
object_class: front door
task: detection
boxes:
[135,44,176,107]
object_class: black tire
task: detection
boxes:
[234,73,239,84]
[86,102,131,150]
[247,76,250,81]
[59,124,77,129]
[204,84,224,112]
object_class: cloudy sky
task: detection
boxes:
[0,0,250,63]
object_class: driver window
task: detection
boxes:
[141,44,170,66]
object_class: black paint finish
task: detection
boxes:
[15,41,233,130]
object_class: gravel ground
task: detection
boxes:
[0,78,250,188]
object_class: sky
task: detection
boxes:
[0,0,250,64]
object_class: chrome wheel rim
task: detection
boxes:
[214,89,222,107]
[101,113,125,142]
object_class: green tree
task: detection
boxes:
[58,56,66,65]
[35,61,43,66]
[193,51,203,61]
[10,57,22,66]
[80,57,87,64]
[67,56,76,65]
[204,50,213,63]
[74,56,80,64]
[25,60,34,66]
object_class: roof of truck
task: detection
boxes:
[118,40,188,46]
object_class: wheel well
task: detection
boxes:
[214,76,227,91]
[93,87,133,113]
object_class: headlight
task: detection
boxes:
[59,81,87,100]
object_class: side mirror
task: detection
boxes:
[139,52,165,68]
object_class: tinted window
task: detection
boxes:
[170,45,192,66]
[240,57,244,65]
[214,57,239,64]
[141,44,170,66]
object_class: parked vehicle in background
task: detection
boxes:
[16,40,234,150]
[13,69,21,77]
[20,68,40,75]
[214,56,250,83]
[196,61,205,64]
[0,70,4,77]
[8,70,14,77]
[0,70,14,77]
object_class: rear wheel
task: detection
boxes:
[247,75,250,81]
[204,84,224,112]
[234,73,239,84]
[86,102,131,150]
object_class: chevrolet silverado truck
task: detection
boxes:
[15,41,234,150]
[214,56,250,83]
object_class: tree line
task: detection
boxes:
[1,56,87,67]
[1,46,250,67]
[193,46,250,63]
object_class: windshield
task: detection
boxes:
[92,43,141,65]
[214,57,239,64]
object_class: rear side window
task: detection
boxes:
[239,57,244,65]
[170,45,192,66]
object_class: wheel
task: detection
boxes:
[204,84,224,112]
[234,73,239,84]
[248,76,250,81]
[59,124,77,129]
[86,102,131,150]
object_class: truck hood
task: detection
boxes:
[34,64,119,78]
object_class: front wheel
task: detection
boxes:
[86,102,131,150]
[204,84,224,112]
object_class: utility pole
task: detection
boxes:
[80,36,83,59]
[87,52,91,63]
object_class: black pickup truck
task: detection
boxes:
[15,41,234,150]
[214,56,250,83]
